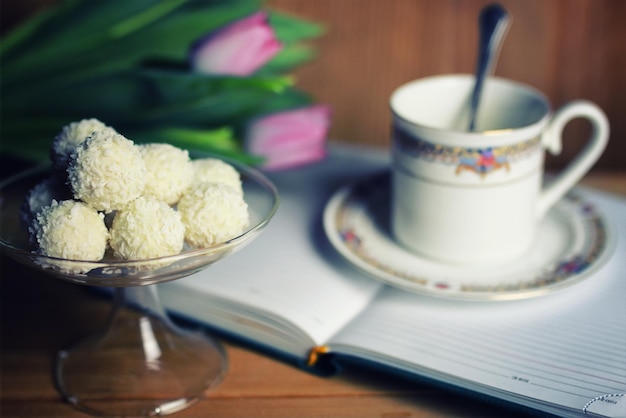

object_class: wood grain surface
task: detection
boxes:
[0,250,525,418]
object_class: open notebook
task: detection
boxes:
[159,144,626,418]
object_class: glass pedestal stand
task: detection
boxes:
[55,285,227,416]
[1,161,278,417]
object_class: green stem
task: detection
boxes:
[109,0,190,39]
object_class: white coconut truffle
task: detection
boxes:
[51,118,114,170]
[30,200,108,260]
[109,197,185,260]
[20,176,71,229]
[138,143,193,205]
[67,130,146,212]
[178,182,249,248]
[191,158,243,195]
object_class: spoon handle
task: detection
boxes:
[468,3,510,131]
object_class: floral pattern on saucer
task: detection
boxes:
[323,172,613,301]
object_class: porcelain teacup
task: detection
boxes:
[390,74,609,265]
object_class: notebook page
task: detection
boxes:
[160,146,387,350]
[329,189,626,417]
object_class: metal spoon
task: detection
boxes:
[467,3,511,131]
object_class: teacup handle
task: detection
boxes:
[537,100,609,219]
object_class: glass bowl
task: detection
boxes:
[0,160,279,416]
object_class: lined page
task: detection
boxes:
[329,189,626,417]
[160,146,388,350]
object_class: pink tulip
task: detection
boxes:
[246,105,331,171]
[190,12,282,76]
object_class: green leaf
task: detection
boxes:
[131,126,235,149]
[129,126,263,165]
[143,87,311,129]
[269,11,326,44]
[0,0,82,56]
[2,0,260,85]
[3,0,171,63]
[3,72,148,124]
[109,0,190,39]
[140,69,294,101]
[259,44,317,74]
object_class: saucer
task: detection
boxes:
[323,172,614,301]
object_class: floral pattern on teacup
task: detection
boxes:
[393,127,542,178]
[455,148,510,177]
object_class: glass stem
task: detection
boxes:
[115,285,167,315]
[105,285,175,337]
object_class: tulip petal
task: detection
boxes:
[246,105,331,171]
[190,11,282,76]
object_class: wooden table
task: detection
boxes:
[1,173,624,418]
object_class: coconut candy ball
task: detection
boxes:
[51,118,114,171]
[20,176,72,229]
[109,197,185,260]
[30,200,108,260]
[178,182,249,248]
[67,130,146,213]
[191,158,243,195]
[138,143,194,205]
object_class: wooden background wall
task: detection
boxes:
[268,0,625,170]
[3,0,625,170]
